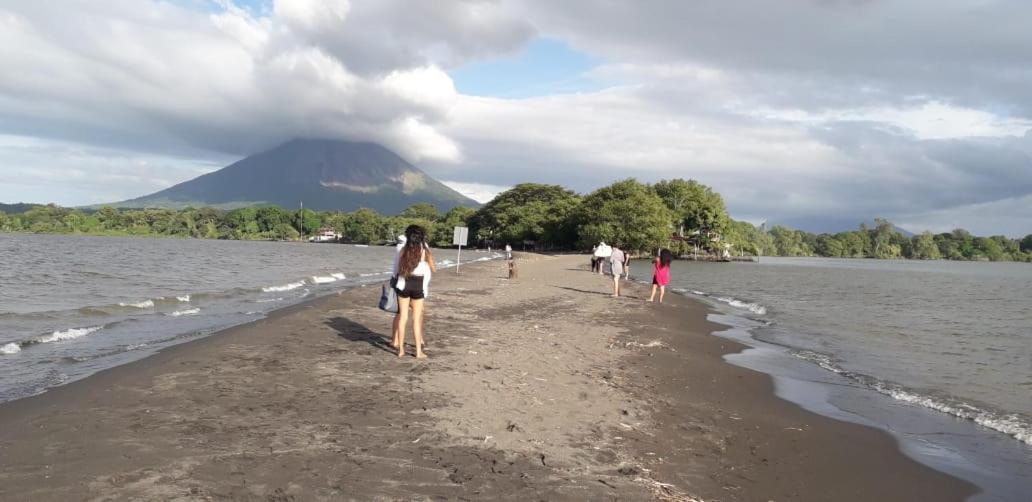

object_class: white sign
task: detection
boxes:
[453,226,469,246]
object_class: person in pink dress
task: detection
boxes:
[648,249,673,303]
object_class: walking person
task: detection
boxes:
[505,243,513,261]
[609,245,625,297]
[648,249,673,303]
[594,241,610,275]
[390,225,437,359]
[623,248,632,280]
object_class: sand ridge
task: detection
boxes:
[0,253,973,501]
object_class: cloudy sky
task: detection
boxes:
[1,0,1030,236]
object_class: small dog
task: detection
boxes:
[508,259,518,279]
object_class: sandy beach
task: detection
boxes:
[0,253,974,501]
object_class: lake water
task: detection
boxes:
[630,256,1032,499]
[0,234,496,403]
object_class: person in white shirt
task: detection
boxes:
[390,225,437,358]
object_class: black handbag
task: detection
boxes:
[378,276,399,313]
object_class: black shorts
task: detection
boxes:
[395,276,425,300]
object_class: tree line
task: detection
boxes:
[2,179,1030,262]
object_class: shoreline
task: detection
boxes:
[0,254,975,500]
[4,231,1031,263]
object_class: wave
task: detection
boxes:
[672,288,768,315]
[253,297,284,303]
[311,274,341,284]
[118,300,154,309]
[714,296,768,315]
[792,350,1032,446]
[262,281,305,292]
[176,295,191,302]
[37,325,104,344]
[77,306,112,316]
[2,325,106,355]
[165,308,200,317]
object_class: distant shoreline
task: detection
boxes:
[3,230,1028,264]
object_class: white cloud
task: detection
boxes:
[440,181,511,204]
[273,0,350,31]
[747,101,1032,140]
[0,0,525,162]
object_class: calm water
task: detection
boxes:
[630,256,1032,499]
[0,234,494,403]
[632,257,1032,444]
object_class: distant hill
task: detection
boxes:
[762,218,915,237]
[0,203,42,214]
[110,139,478,213]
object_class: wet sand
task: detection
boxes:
[0,254,975,501]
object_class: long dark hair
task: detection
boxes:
[659,248,673,268]
[398,225,428,277]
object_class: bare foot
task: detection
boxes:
[415,352,428,359]
[396,349,405,357]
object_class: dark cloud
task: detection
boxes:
[525,0,1032,113]
[282,0,534,75]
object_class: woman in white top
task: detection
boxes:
[390,225,437,358]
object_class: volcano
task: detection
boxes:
[113,139,478,213]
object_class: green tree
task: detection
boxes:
[833,231,864,257]
[1021,234,1032,253]
[911,232,942,260]
[816,234,846,257]
[574,179,671,252]
[653,178,730,238]
[724,220,772,256]
[296,208,322,237]
[974,237,1004,261]
[951,229,976,259]
[386,215,436,243]
[224,207,259,238]
[993,235,1019,258]
[470,183,582,249]
[60,210,86,233]
[432,206,476,247]
[272,223,300,241]
[255,206,289,233]
[400,203,440,222]
[769,226,812,256]
[323,212,349,235]
[95,206,121,230]
[869,218,903,259]
[345,208,385,244]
